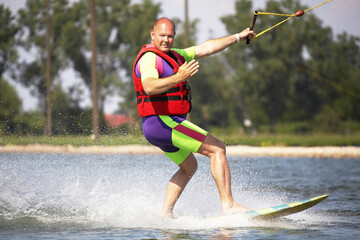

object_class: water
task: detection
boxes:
[0,152,359,239]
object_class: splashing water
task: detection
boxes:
[0,152,358,239]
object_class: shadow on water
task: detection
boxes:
[0,153,359,239]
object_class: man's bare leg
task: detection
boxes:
[197,134,250,214]
[161,153,198,218]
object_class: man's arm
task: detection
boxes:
[143,60,199,95]
[195,28,255,59]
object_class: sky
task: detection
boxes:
[2,0,360,113]
[150,0,360,43]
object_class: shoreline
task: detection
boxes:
[1,144,359,158]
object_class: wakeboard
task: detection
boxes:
[245,194,329,219]
[205,194,329,221]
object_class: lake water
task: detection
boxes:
[0,152,359,239]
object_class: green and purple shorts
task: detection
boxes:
[142,115,208,165]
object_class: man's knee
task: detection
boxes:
[187,160,198,177]
[181,164,197,180]
[208,135,226,155]
[216,140,226,153]
[198,134,227,157]
[214,142,226,158]
[180,154,198,178]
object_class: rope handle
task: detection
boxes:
[246,0,333,43]
[246,10,258,45]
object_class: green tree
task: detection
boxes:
[219,0,360,133]
[304,31,360,132]
[172,17,199,49]
[0,4,19,78]
[190,54,237,129]
[14,0,160,135]
[0,5,22,135]
[0,78,22,134]
[228,0,308,132]
[61,0,161,118]
[51,85,93,135]
[16,0,70,109]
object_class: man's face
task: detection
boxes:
[150,21,175,53]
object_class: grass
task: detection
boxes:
[1,133,360,147]
[220,134,360,147]
[1,134,149,146]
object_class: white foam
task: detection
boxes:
[0,153,333,231]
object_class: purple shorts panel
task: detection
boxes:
[142,115,186,153]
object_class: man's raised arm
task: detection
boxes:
[195,28,255,59]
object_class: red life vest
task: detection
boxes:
[132,45,192,117]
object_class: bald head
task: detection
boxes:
[153,17,176,34]
[150,17,176,53]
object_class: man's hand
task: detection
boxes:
[143,60,199,95]
[177,60,199,82]
[238,28,255,42]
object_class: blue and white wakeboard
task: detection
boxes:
[245,194,329,219]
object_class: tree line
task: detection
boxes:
[0,0,359,136]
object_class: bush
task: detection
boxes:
[13,112,45,135]
[275,121,313,134]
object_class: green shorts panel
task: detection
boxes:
[158,115,208,165]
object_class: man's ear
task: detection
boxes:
[150,30,155,41]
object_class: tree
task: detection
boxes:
[45,0,52,136]
[0,78,22,134]
[61,0,161,119]
[0,5,22,135]
[190,54,237,129]
[230,0,308,132]
[219,0,360,133]
[0,4,18,78]
[89,0,99,141]
[14,0,161,135]
[304,28,360,118]
[16,0,70,110]
[51,85,93,135]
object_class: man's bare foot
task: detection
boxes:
[222,202,251,215]
[161,211,175,219]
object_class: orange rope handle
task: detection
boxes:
[252,0,333,40]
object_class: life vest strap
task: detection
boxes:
[136,84,189,97]
[137,95,190,104]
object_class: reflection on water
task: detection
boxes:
[0,153,359,239]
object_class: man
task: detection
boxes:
[133,17,255,218]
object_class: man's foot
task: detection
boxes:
[161,211,175,219]
[222,202,251,215]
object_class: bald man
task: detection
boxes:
[132,17,255,218]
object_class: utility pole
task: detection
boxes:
[184,0,191,121]
[45,0,52,137]
[184,0,189,47]
[90,0,100,141]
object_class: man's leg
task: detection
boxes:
[197,134,249,214]
[161,153,198,218]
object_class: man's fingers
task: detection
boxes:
[188,61,199,75]
[188,60,199,69]
[177,60,200,80]
[189,61,199,70]
[239,28,256,41]
[190,69,199,76]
